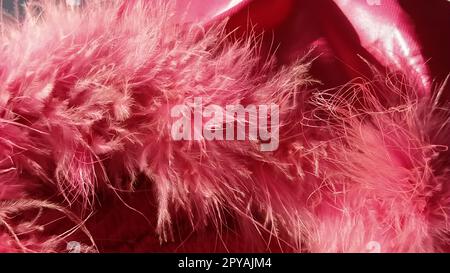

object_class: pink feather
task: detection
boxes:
[0,1,448,252]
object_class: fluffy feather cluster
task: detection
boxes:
[0,1,449,252]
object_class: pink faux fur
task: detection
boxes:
[0,1,449,252]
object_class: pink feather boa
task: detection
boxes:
[0,1,449,252]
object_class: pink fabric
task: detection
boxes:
[174,0,252,23]
[197,0,433,92]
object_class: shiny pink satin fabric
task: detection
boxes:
[174,0,450,96]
